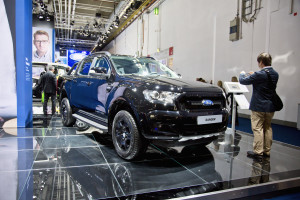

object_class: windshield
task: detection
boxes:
[111,56,179,78]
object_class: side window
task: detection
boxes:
[78,58,93,75]
[94,57,109,74]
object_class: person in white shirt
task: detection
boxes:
[33,30,51,62]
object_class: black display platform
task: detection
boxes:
[0,115,300,200]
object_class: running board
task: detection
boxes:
[72,114,108,132]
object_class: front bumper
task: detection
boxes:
[141,109,229,142]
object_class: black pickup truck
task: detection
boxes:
[60,51,228,160]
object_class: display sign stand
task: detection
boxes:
[224,82,249,147]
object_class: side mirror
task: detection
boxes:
[177,74,182,78]
[89,72,110,79]
[94,67,107,74]
[90,67,110,79]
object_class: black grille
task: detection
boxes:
[177,92,225,112]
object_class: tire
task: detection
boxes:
[61,98,75,127]
[112,110,146,160]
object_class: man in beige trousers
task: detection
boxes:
[239,53,279,161]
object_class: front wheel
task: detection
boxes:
[112,110,146,160]
[61,98,75,127]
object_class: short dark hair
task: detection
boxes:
[257,52,272,66]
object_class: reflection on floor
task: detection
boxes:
[0,115,300,200]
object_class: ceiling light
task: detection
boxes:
[38,13,45,20]
[95,12,102,18]
[46,14,51,22]
[114,16,120,28]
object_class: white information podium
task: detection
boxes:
[224,82,249,146]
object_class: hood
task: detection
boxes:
[125,75,222,93]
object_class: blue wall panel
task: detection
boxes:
[16,0,32,127]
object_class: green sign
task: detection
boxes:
[154,7,159,15]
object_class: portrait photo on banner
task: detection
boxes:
[32,27,53,63]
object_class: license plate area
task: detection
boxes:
[197,115,222,125]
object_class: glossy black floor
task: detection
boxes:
[1,115,300,200]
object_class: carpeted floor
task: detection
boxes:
[228,117,300,147]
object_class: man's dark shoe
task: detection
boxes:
[247,151,263,161]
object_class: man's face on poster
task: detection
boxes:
[34,34,49,56]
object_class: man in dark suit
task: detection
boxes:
[41,65,57,115]
[239,53,279,161]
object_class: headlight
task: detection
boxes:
[143,90,181,105]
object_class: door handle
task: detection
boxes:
[73,79,77,83]
[87,82,92,86]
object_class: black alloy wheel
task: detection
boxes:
[61,98,75,127]
[112,110,145,160]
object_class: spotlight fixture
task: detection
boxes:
[114,16,120,28]
[38,13,45,20]
[46,14,51,21]
[133,0,142,9]
[95,12,102,18]
[130,3,134,10]
[93,20,98,28]
[123,9,129,19]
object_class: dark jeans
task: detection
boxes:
[43,93,56,115]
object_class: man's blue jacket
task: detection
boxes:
[239,67,279,112]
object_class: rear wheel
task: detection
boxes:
[112,110,146,160]
[61,98,75,127]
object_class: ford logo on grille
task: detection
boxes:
[202,100,213,106]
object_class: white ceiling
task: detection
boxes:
[33,0,148,50]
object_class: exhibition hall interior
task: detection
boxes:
[1,0,300,199]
